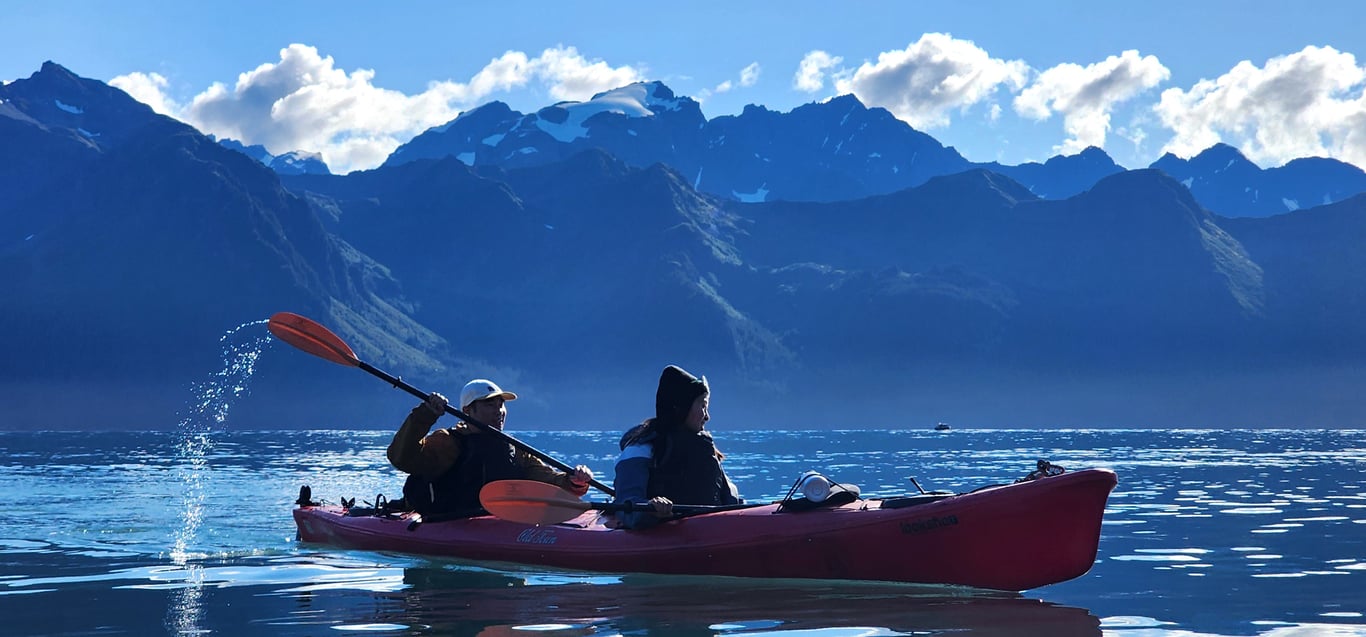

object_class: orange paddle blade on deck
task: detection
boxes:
[267,312,360,367]
[479,481,752,525]
[480,480,596,525]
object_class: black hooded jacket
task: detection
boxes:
[611,365,741,528]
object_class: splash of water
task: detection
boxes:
[171,318,271,562]
[166,319,272,635]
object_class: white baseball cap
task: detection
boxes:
[459,379,518,410]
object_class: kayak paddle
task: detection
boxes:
[479,479,751,525]
[267,311,616,496]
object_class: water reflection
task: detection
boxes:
[0,548,1101,637]
[266,565,1104,637]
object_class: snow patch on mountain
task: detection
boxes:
[532,82,678,143]
[733,184,769,203]
[273,150,321,167]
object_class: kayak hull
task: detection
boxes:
[294,468,1117,591]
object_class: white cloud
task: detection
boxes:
[109,71,179,115]
[832,33,1029,130]
[533,46,643,102]
[1156,45,1366,167]
[174,44,450,173]
[1117,124,1148,149]
[465,50,533,97]
[739,62,761,87]
[1014,50,1170,155]
[111,43,642,173]
[794,50,842,92]
[712,62,761,95]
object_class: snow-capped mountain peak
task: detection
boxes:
[530,81,682,143]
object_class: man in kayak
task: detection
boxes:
[611,365,743,529]
[387,378,594,516]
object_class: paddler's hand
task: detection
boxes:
[648,496,673,518]
[423,392,448,417]
[569,465,594,488]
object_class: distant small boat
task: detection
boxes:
[934,423,951,431]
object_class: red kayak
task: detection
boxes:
[294,467,1116,591]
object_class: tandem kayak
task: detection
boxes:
[294,467,1116,591]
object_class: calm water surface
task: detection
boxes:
[1,427,1363,636]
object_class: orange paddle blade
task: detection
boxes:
[267,312,360,367]
[480,480,593,525]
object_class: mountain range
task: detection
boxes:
[4,62,1366,430]
[380,81,1366,218]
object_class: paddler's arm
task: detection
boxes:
[387,393,460,477]
[612,444,665,529]
[517,453,592,496]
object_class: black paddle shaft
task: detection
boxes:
[357,360,616,496]
[589,501,757,516]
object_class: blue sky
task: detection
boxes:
[5,1,1366,174]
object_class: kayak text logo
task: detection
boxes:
[517,528,559,544]
[899,515,958,534]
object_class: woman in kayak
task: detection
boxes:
[387,378,594,516]
[611,365,743,529]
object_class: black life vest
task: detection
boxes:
[647,429,739,506]
[402,430,526,516]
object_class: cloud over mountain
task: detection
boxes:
[1015,50,1170,155]
[110,44,643,173]
[794,51,842,92]
[1156,45,1366,168]
[714,62,761,94]
[109,71,176,115]
[832,33,1029,130]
